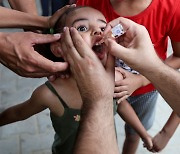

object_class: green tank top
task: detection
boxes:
[45,81,80,154]
[45,81,117,154]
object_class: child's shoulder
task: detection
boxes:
[30,82,55,106]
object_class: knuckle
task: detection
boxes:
[66,43,75,50]
[74,39,82,47]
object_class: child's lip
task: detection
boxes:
[92,36,103,47]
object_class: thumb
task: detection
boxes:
[105,52,115,74]
[32,33,61,45]
[105,38,128,60]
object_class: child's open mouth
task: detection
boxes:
[92,42,106,60]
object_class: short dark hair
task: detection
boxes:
[54,6,89,33]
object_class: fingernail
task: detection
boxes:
[53,34,61,38]
[70,4,76,7]
[63,27,67,32]
[117,100,121,104]
[70,27,74,31]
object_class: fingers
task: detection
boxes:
[115,67,126,78]
[31,32,61,44]
[49,4,76,28]
[116,95,129,104]
[105,38,128,59]
[106,17,135,33]
[61,27,82,62]
[105,52,115,75]
[114,90,129,98]
[103,24,112,35]
[69,27,97,59]
[31,50,68,73]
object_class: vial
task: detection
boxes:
[111,24,125,38]
[98,24,125,44]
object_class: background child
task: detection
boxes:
[0,6,153,153]
[76,0,180,153]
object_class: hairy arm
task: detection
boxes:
[60,27,119,153]
[0,6,49,29]
[8,0,38,15]
[141,60,180,116]
[105,17,180,116]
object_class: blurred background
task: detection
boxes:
[0,0,179,154]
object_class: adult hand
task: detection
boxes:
[47,4,76,29]
[0,32,68,78]
[60,26,119,154]
[60,27,115,103]
[104,17,159,73]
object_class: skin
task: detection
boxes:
[57,7,152,149]
[0,7,119,154]
[105,16,180,153]
[151,111,180,152]
[0,5,77,78]
[0,5,72,29]
[104,17,180,116]
[60,15,180,153]
[8,0,38,15]
[102,1,180,153]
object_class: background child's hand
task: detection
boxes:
[142,135,153,152]
[114,67,142,103]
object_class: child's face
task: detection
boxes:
[65,7,108,65]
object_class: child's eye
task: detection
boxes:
[101,27,105,32]
[77,26,88,32]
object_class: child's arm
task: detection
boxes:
[117,100,153,150]
[151,111,180,152]
[0,85,48,126]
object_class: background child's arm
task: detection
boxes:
[164,41,180,69]
[117,100,153,150]
[151,111,180,152]
[0,85,48,126]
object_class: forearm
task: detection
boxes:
[8,0,38,15]
[141,60,180,116]
[74,98,119,154]
[0,107,24,126]
[117,100,148,139]
[0,7,49,29]
[161,111,180,138]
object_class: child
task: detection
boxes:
[76,0,180,153]
[0,6,152,153]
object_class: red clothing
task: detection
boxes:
[77,0,180,95]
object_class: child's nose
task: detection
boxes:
[92,28,103,35]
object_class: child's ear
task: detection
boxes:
[50,42,63,57]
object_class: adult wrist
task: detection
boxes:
[0,32,8,63]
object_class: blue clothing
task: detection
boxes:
[41,0,69,16]
[126,90,158,134]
